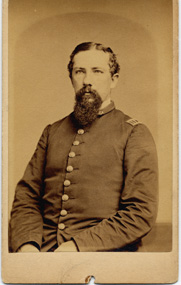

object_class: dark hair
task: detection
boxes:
[68,42,120,79]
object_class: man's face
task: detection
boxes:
[71,49,118,102]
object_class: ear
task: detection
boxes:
[110,73,119,89]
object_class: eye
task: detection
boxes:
[93,69,104,74]
[75,69,85,74]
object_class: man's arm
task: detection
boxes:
[54,241,78,252]
[72,124,158,251]
[17,242,40,252]
[9,125,50,252]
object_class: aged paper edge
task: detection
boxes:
[1,0,179,283]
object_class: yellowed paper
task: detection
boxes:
[2,0,178,283]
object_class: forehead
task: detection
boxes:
[73,50,110,69]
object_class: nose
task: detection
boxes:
[83,72,93,86]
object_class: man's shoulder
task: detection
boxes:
[52,113,72,126]
[113,109,155,147]
[49,113,73,128]
[113,108,142,128]
[41,113,74,138]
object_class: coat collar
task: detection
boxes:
[98,101,115,116]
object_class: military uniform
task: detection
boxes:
[9,102,158,252]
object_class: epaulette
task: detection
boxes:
[126,118,141,127]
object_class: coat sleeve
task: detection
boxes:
[73,124,158,251]
[9,125,50,252]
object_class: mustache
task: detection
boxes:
[76,85,98,100]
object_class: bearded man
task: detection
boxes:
[9,42,158,252]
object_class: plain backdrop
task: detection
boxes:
[8,0,173,225]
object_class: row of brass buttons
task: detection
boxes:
[58,129,84,230]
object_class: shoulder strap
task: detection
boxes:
[126,118,141,127]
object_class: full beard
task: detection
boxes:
[73,86,103,126]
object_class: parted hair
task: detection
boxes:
[68,42,120,79]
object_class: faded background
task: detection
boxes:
[8,0,173,227]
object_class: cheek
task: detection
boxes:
[72,79,82,90]
[96,78,112,92]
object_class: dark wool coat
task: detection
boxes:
[9,102,158,252]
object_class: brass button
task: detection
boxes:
[58,223,65,230]
[64,180,71,186]
[77,129,84,135]
[62,194,69,201]
[66,165,73,172]
[73,140,80,146]
[69,152,75,158]
[60,209,67,216]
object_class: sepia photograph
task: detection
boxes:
[2,0,178,283]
